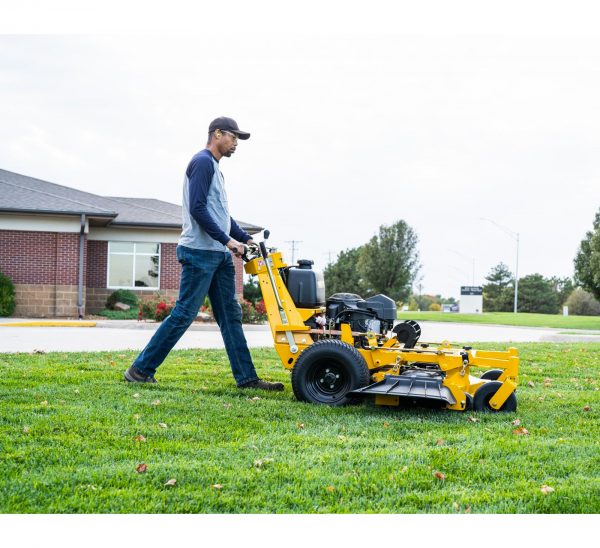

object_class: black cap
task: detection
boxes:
[208,116,250,140]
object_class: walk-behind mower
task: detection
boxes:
[243,232,519,412]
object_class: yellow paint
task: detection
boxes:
[0,321,97,328]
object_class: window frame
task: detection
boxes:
[106,241,161,290]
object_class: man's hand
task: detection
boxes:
[226,239,246,257]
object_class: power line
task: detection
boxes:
[285,240,303,265]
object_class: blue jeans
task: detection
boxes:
[132,246,259,386]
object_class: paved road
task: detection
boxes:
[0,319,599,353]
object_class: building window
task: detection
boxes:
[107,242,160,289]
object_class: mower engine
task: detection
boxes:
[325,293,396,335]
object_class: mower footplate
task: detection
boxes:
[350,373,456,405]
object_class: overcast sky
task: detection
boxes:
[1,2,599,298]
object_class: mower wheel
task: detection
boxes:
[473,381,517,412]
[291,339,370,406]
[480,369,504,381]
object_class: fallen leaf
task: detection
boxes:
[337,435,347,441]
[512,427,530,436]
[401,466,408,473]
[109,360,116,366]
[436,439,446,446]
[253,458,273,468]
[383,422,389,428]
[583,405,591,412]
[164,478,177,486]
[297,423,305,429]
[33,349,46,354]
[544,377,552,383]
[40,400,48,406]
[251,396,260,401]
[452,501,459,511]
[133,414,141,421]
[133,435,146,442]
[465,505,472,513]
[466,416,479,423]
[135,463,148,473]
[151,399,161,406]
[540,485,555,495]
[158,422,168,428]
[23,425,30,434]
[223,403,232,409]
[326,485,335,492]
[133,393,140,399]
[211,484,223,490]
[511,418,521,426]
[527,381,535,388]
[433,471,446,481]
[74,389,80,394]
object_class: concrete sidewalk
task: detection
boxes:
[0,318,599,353]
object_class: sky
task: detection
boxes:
[1,1,599,299]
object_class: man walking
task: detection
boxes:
[124,116,283,391]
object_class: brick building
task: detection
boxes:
[0,169,262,318]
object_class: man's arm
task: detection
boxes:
[229,217,252,244]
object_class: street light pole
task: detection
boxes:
[480,218,520,313]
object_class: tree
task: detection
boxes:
[358,220,421,302]
[564,287,600,316]
[574,207,600,301]
[483,263,514,311]
[548,276,575,307]
[517,274,560,314]
[243,278,262,304]
[324,247,367,297]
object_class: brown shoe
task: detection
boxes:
[124,365,157,383]
[239,379,284,391]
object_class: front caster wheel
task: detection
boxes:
[291,339,370,406]
[473,381,517,412]
[480,369,504,381]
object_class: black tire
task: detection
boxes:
[291,339,370,406]
[480,369,504,381]
[464,392,474,411]
[473,381,517,412]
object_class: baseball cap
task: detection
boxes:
[208,116,251,140]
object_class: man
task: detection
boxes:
[124,116,284,391]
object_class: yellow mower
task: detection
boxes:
[243,232,519,412]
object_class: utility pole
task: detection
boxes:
[480,218,520,313]
[324,250,334,265]
[285,240,303,265]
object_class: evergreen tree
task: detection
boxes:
[574,208,600,301]
[483,263,514,311]
[517,274,560,314]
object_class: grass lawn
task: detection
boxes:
[1,343,598,513]
[398,311,600,330]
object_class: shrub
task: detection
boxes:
[106,289,139,310]
[564,288,600,316]
[139,294,175,322]
[428,302,441,311]
[239,298,267,324]
[0,272,16,317]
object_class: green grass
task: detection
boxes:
[398,311,600,330]
[95,309,139,320]
[1,344,598,513]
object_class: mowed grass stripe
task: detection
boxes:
[0,345,598,513]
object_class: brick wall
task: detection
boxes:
[0,230,83,317]
[160,243,179,290]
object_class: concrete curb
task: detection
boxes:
[0,321,97,327]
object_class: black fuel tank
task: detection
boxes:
[286,259,326,308]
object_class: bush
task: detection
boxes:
[428,302,441,311]
[96,309,139,320]
[0,272,16,317]
[239,298,267,324]
[139,293,175,322]
[564,288,600,316]
[106,289,139,310]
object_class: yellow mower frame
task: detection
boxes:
[245,246,519,412]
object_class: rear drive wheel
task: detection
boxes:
[291,339,370,406]
[473,381,517,412]
[480,368,504,381]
